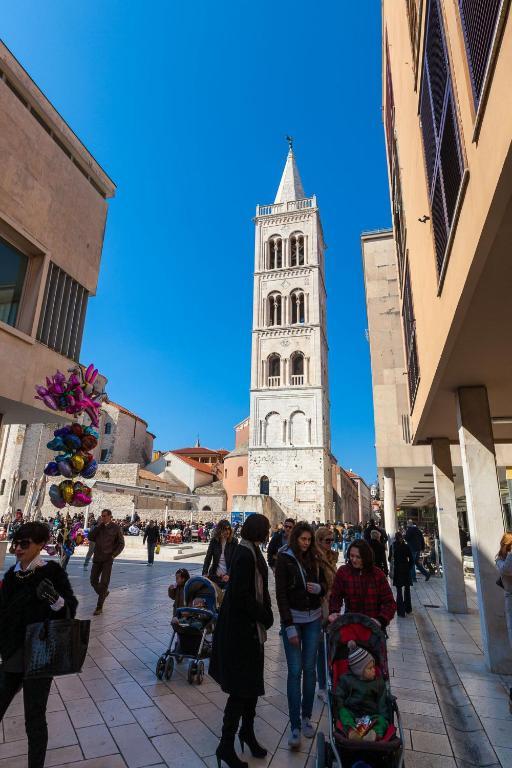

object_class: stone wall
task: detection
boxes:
[232,494,285,528]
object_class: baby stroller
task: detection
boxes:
[156,575,217,685]
[316,613,405,768]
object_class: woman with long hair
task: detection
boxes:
[315,526,338,702]
[388,531,414,617]
[202,519,238,590]
[496,532,512,647]
[328,539,396,630]
[275,521,326,749]
[209,513,273,768]
[0,521,78,768]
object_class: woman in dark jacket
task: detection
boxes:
[275,521,326,750]
[0,521,78,768]
[202,519,238,589]
[209,513,273,768]
[388,531,414,617]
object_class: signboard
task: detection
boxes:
[231,511,255,526]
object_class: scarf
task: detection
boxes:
[239,538,267,644]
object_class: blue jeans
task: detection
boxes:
[410,550,429,581]
[281,619,321,731]
[147,542,156,564]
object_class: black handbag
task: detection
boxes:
[24,614,90,679]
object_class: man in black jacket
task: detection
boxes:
[405,520,430,582]
[143,520,160,566]
[267,519,295,571]
[88,509,125,615]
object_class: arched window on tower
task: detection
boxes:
[290,232,305,267]
[267,293,282,326]
[260,476,270,495]
[20,480,28,496]
[268,236,283,270]
[237,466,244,477]
[0,479,5,495]
[290,290,305,324]
[267,354,280,387]
[291,352,305,386]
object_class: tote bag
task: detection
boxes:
[24,616,90,679]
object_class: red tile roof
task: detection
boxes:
[171,447,228,457]
[172,454,216,475]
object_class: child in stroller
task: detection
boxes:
[156,575,217,685]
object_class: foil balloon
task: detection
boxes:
[44,461,59,477]
[57,460,74,478]
[81,459,97,479]
[70,454,85,472]
[49,484,66,509]
[59,480,74,504]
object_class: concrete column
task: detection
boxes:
[383,468,397,538]
[431,438,468,613]
[456,386,511,672]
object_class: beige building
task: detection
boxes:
[98,401,154,467]
[379,1,512,672]
[331,463,360,524]
[0,42,115,428]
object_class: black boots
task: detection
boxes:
[216,696,248,768]
[215,739,248,768]
[239,698,267,758]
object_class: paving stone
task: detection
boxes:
[494,746,512,768]
[75,724,119,759]
[65,697,104,727]
[82,677,120,701]
[400,712,447,734]
[0,738,27,759]
[193,702,224,737]
[114,681,153,709]
[44,744,84,765]
[55,676,90,701]
[395,698,442,717]
[154,693,195,722]
[446,725,498,765]
[178,718,219,757]
[439,702,482,732]
[97,698,136,727]
[151,732,207,767]
[47,710,78,749]
[110,723,162,768]
[411,731,453,756]
[480,717,512,749]
[133,705,176,737]
[48,757,128,768]
[435,683,472,708]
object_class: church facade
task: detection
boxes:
[247,146,332,522]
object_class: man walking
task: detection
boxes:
[83,513,97,568]
[143,519,160,566]
[88,509,125,615]
[267,518,295,571]
[405,519,430,583]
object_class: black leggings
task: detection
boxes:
[0,670,52,768]
[221,694,258,740]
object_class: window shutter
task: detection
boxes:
[458,0,503,104]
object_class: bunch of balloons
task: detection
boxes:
[35,364,104,427]
[44,423,98,509]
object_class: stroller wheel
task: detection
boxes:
[164,656,174,680]
[316,731,332,768]
[187,661,197,685]
[195,660,204,685]
[177,656,184,664]
[155,655,166,680]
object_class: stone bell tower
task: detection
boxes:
[247,142,332,522]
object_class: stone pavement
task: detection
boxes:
[0,551,511,768]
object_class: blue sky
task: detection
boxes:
[2,0,391,482]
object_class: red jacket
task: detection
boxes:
[329,563,396,627]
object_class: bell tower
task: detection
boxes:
[247,142,332,522]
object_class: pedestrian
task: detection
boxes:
[388,532,414,617]
[315,526,338,703]
[328,540,396,631]
[83,514,97,568]
[143,519,161,566]
[496,532,512,648]
[7,509,24,550]
[210,513,273,768]
[405,519,430,582]
[88,508,125,616]
[0,521,78,768]
[202,519,237,591]
[369,530,388,576]
[168,567,190,615]
[275,521,326,750]
[267,518,295,571]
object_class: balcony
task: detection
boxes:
[268,376,280,387]
[256,196,316,217]
[291,375,304,386]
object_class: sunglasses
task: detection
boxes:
[284,524,294,529]
[13,539,33,550]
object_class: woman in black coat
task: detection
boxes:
[202,519,238,590]
[209,514,273,768]
[0,521,78,768]
[388,531,414,616]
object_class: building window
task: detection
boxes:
[458,0,503,105]
[290,232,305,266]
[402,264,420,408]
[268,237,282,270]
[19,480,28,496]
[267,293,282,326]
[291,352,305,386]
[290,290,305,324]
[406,0,423,79]
[100,449,109,462]
[104,422,112,435]
[260,476,270,495]
[0,479,5,495]
[0,236,28,328]
[420,0,465,278]
[202,505,211,512]
[268,354,280,387]
[37,261,89,361]
[237,466,244,477]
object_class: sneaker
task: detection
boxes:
[317,688,328,703]
[302,718,315,738]
[288,728,301,749]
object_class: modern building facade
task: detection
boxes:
[381,0,512,672]
[0,42,115,427]
[247,145,332,522]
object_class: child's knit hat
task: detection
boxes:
[347,640,374,678]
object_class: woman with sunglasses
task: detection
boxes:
[0,521,78,768]
[202,519,238,590]
[314,526,339,702]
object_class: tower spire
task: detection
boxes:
[274,138,305,204]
